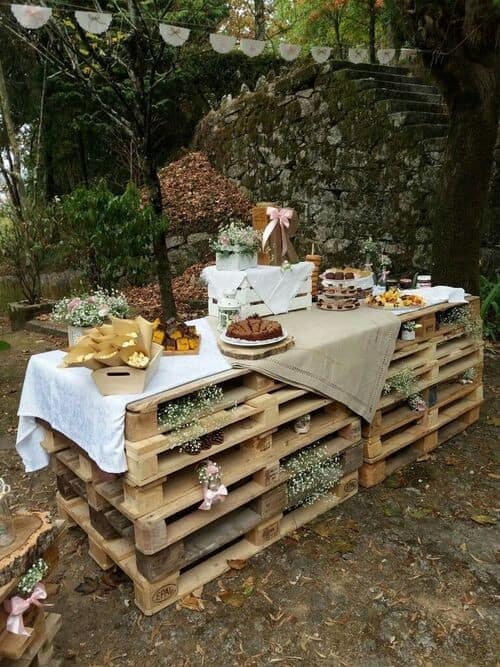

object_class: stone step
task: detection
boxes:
[398,124,449,138]
[332,60,412,76]
[372,87,442,105]
[390,110,448,127]
[351,75,438,96]
[340,67,423,85]
[377,99,447,115]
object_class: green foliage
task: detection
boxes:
[0,202,60,304]
[61,182,166,290]
[0,341,10,351]
[438,305,483,341]
[480,274,500,341]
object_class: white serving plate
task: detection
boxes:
[221,330,288,347]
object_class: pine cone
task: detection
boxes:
[182,439,202,455]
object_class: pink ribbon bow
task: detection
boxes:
[199,484,228,511]
[263,207,294,257]
[4,583,51,636]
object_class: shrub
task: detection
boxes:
[61,182,166,291]
[480,274,500,341]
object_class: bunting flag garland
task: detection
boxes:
[209,33,237,53]
[279,43,301,61]
[7,3,419,67]
[348,47,368,64]
[310,46,331,63]
[159,23,190,47]
[74,11,113,35]
[11,4,52,29]
[240,37,265,58]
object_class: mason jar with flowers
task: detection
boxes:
[211,220,261,271]
[400,320,422,341]
[52,288,129,346]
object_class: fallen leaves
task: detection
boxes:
[470,514,497,525]
[177,586,205,612]
[227,558,247,570]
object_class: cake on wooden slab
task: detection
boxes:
[226,315,283,341]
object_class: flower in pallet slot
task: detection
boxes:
[197,460,227,510]
[408,394,426,412]
[284,442,343,508]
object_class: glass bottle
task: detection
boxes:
[0,479,14,547]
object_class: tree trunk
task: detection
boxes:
[431,61,498,294]
[142,156,177,319]
[368,1,376,64]
[254,0,265,40]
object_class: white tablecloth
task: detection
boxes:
[202,262,313,314]
[16,318,232,473]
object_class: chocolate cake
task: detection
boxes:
[226,315,283,341]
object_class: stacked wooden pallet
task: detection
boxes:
[359,297,484,487]
[41,369,363,615]
[0,544,61,667]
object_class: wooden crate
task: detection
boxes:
[57,458,359,615]
[207,278,312,319]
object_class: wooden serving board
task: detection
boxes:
[218,336,294,360]
[163,348,200,356]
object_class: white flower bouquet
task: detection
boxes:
[52,288,129,328]
[211,221,261,271]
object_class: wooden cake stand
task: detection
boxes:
[0,512,62,665]
[218,336,294,360]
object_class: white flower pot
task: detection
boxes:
[67,325,92,347]
[216,251,258,272]
[401,329,416,341]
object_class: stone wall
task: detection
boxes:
[194,61,499,275]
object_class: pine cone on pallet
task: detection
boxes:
[200,429,225,450]
[182,439,203,455]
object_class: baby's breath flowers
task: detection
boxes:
[284,443,343,508]
[17,559,48,596]
[52,288,129,328]
[383,368,418,399]
[158,385,225,431]
[210,220,262,256]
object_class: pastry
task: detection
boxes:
[334,271,344,280]
[226,315,283,341]
[344,271,355,279]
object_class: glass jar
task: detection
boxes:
[416,274,432,288]
[0,480,14,547]
[218,290,241,332]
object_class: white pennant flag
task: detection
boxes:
[310,46,331,63]
[11,4,52,29]
[348,47,368,64]
[240,38,265,58]
[377,48,395,65]
[159,23,190,47]
[209,34,236,54]
[75,11,113,35]
[279,42,301,61]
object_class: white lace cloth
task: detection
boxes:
[202,262,313,315]
[16,318,231,473]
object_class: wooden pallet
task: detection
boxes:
[82,411,360,554]
[359,393,482,487]
[125,369,281,442]
[0,613,62,667]
[57,461,359,615]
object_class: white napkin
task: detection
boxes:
[246,262,313,314]
[202,263,313,315]
[201,266,245,301]
[16,318,231,473]
[402,286,466,307]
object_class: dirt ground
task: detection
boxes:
[1,322,498,667]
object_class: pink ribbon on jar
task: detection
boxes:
[199,484,228,511]
[4,583,52,636]
[263,207,294,257]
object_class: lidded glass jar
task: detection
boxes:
[0,479,14,547]
[218,290,241,332]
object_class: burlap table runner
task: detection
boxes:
[211,307,401,422]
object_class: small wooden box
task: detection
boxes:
[92,343,163,396]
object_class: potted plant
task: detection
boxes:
[400,320,422,341]
[211,221,261,271]
[52,288,129,346]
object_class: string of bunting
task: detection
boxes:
[6,3,419,65]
